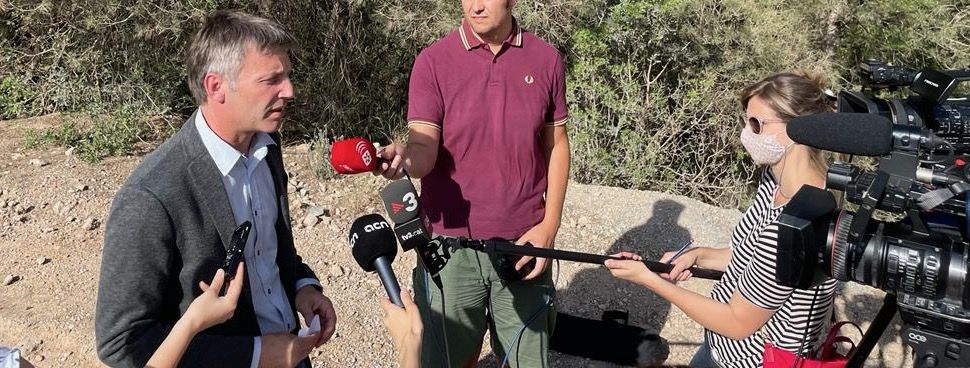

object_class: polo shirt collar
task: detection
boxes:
[459,17,523,51]
[194,109,276,177]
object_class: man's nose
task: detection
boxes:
[280,77,295,99]
[468,0,485,13]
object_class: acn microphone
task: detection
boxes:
[349,213,404,307]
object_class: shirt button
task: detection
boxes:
[257,250,261,256]
[267,289,272,295]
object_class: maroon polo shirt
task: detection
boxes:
[407,19,568,239]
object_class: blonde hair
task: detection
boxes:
[739,71,833,173]
[186,11,295,104]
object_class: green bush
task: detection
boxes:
[24,109,168,163]
[0,76,35,119]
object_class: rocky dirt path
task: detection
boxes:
[0,116,909,367]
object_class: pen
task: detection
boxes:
[666,239,693,264]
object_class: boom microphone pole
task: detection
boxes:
[465,239,724,280]
[377,179,723,280]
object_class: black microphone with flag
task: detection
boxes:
[349,214,404,307]
[379,178,450,278]
[380,179,431,251]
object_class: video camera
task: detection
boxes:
[776,59,970,367]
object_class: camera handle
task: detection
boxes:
[845,293,898,368]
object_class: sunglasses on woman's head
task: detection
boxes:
[742,115,786,134]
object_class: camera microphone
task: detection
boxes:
[787,113,894,155]
[330,137,385,174]
[787,112,950,156]
[349,213,404,307]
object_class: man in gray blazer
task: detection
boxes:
[95,11,336,368]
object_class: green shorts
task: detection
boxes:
[413,245,556,368]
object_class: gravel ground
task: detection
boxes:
[0,115,911,367]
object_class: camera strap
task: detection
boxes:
[918,182,970,211]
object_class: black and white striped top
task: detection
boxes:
[706,170,837,368]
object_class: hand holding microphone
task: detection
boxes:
[375,143,409,180]
[330,137,383,174]
[328,137,410,179]
[381,289,423,368]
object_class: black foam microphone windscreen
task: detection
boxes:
[380,179,422,224]
[787,112,893,156]
[349,213,404,307]
[349,214,397,272]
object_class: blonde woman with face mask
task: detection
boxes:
[606,72,838,368]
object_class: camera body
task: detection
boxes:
[775,60,970,365]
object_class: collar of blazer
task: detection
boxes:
[179,111,287,252]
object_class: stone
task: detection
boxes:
[305,206,330,218]
[65,147,75,157]
[29,159,49,167]
[302,214,320,228]
[3,275,18,286]
[24,339,42,353]
[329,264,344,278]
[37,257,50,265]
[75,184,89,192]
[16,205,34,215]
[82,217,99,230]
[59,203,73,216]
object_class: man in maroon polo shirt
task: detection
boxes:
[377,0,569,367]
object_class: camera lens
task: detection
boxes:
[828,210,854,281]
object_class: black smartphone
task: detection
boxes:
[221,221,252,281]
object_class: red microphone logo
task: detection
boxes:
[391,203,405,214]
[330,137,378,174]
[356,140,373,166]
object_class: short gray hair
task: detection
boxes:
[186,10,295,104]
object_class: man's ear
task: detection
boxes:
[203,72,227,104]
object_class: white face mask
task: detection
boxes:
[740,127,793,165]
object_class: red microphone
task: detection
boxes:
[330,137,382,174]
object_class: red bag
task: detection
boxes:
[762,321,862,368]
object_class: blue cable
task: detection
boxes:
[500,259,560,368]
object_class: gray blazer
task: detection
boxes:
[95,113,317,367]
